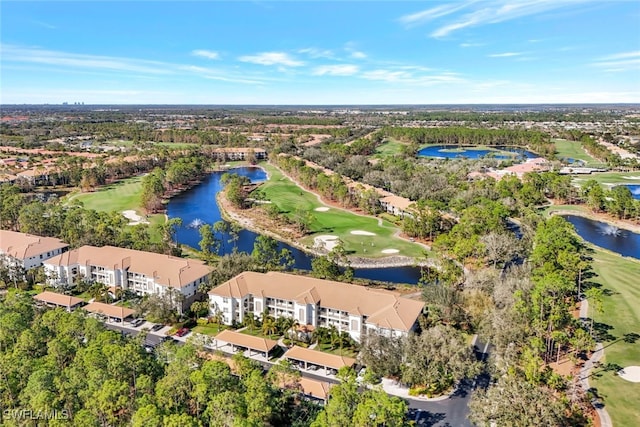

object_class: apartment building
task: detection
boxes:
[208,271,424,342]
[43,245,212,311]
[210,147,267,161]
[0,230,69,271]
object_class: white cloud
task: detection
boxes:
[312,64,359,76]
[351,51,367,59]
[361,68,464,86]
[399,2,475,27]
[0,44,265,85]
[591,51,640,72]
[238,52,304,67]
[0,44,170,75]
[191,49,220,60]
[599,50,640,61]
[488,52,523,57]
[460,42,484,48]
[298,48,335,59]
[400,0,593,38]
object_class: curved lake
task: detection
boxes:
[167,167,423,284]
[418,145,537,160]
[562,215,640,259]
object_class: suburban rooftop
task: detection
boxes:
[0,230,68,260]
[45,245,212,288]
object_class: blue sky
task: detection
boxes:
[1,1,639,104]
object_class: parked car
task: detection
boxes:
[175,327,190,337]
[150,324,164,332]
[130,318,145,328]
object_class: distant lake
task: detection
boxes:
[167,167,424,284]
[418,145,537,160]
[562,215,640,259]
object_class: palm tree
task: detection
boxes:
[89,282,109,303]
[312,326,330,346]
[328,325,341,350]
[262,315,278,338]
[243,313,258,333]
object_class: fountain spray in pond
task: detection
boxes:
[188,218,204,229]
[599,223,621,236]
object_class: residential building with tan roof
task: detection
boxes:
[208,271,424,342]
[0,230,69,270]
[33,291,84,312]
[83,301,134,321]
[43,245,212,311]
[210,147,267,161]
[379,195,415,218]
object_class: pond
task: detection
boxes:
[167,167,424,284]
[562,215,640,259]
[417,144,537,160]
[623,184,640,200]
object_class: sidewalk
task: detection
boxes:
[378,378,451,402]
[578,300,612,427]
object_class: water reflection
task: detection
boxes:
[562,215,640,259]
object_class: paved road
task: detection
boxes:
[106,323,487,426]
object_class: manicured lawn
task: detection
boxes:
[259,164,425,258]
[192,324,228,336]
[316,343,359,359]
[72,175,145,212]
[239,327,281,340]
[544,204,591,215]
[572,171,640,186]
[373,138,407,157]
[589,249,640,427]
[553,138,606,167]
[68,175,165,241]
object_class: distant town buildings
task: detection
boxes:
[208,271,425,342]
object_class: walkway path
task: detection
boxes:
[579,300,613,427]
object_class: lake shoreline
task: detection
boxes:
[548,208,640,234]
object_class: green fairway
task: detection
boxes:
[259,164,425,259]
[69,175,165,240]
[553,138,605,167]
[544,204,591,215]
[589,249,640,427]
[373,138,407,158]
[572,171,640,186]
[73,175,145,212]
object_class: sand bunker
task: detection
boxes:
[314,235,340,251]
[622,176,640,180]
[314,207,330,212]
[381,249,400,254]
[351,230,376,236]
[122,210,149,225]
[618,366,640,382]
